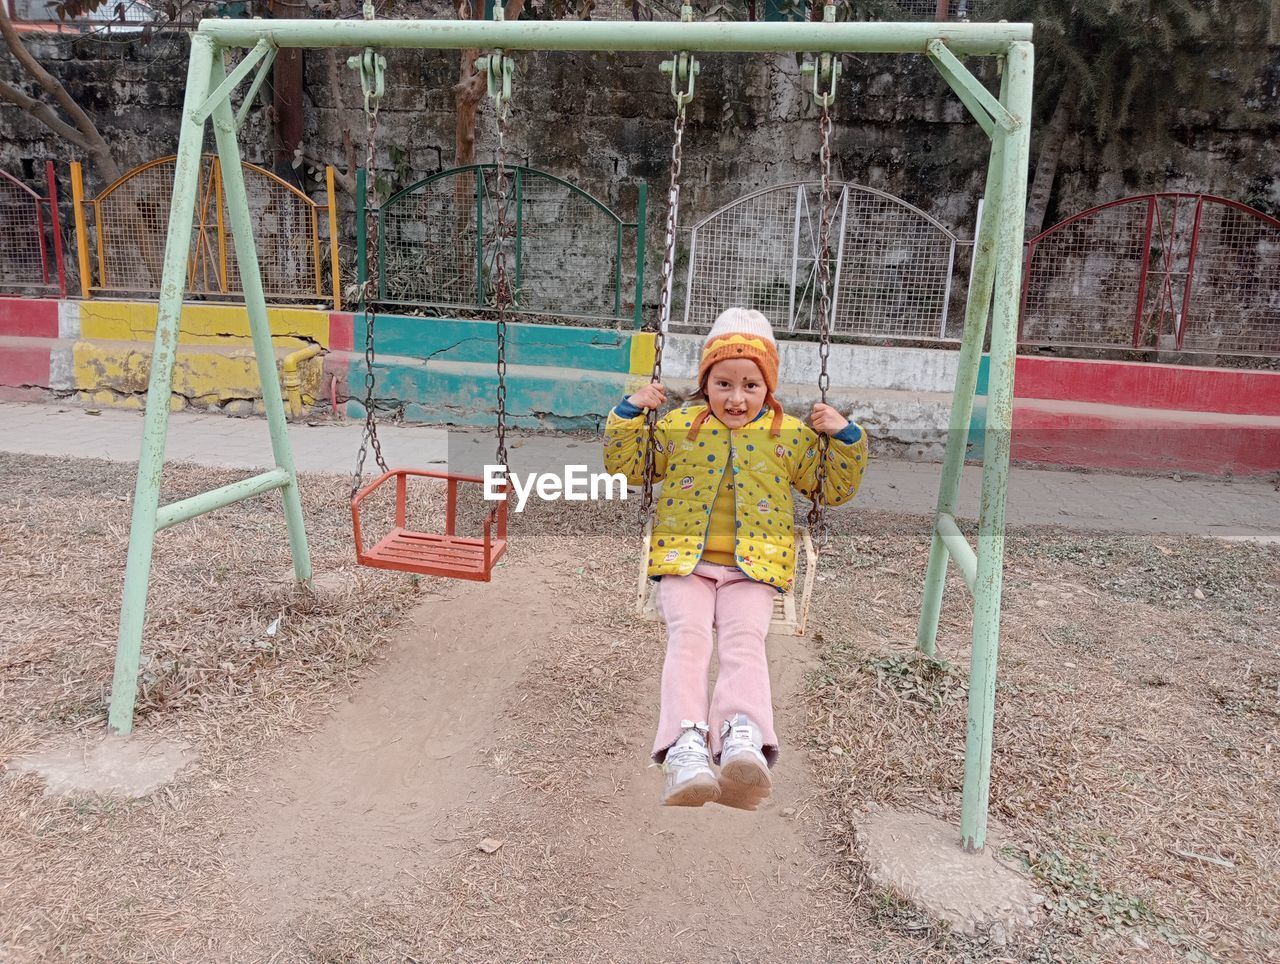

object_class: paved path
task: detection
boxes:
[1,401,1276,538]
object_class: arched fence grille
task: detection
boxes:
[681,181,965,341]
[1021,193,1280,357]
[73,155,336,305]
[369,164,645,327]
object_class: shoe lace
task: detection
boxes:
[666,739,709,770]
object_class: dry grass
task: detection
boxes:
[0,453,427,960]
[803,518,1280,963]
[2,452,1279,962]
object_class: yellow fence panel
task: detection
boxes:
[79,155,336,306]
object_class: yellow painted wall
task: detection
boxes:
[73,340,322,410]
[78,301,330,347]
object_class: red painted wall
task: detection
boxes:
[0,298,58,339]
[1014,356,1280,416]
[0,342,52,388]
[1011,402,1280,476]
[328,312,354,352]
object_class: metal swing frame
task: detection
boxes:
[106,10,1033,857]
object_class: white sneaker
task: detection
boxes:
[716,715,772,811]
[661,721,720,807]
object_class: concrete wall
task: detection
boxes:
[4,295,1277,475]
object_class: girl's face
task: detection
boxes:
[705,358,767,429]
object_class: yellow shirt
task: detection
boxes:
[702,466,737,567]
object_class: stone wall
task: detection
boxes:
[1,24,1278,282]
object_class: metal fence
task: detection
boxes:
[72,155,339,306]
[1021,193,1280,357]
[369,164,645,326]
[0,162,66,296]
[681,181,966,340]
[563,0,990,21]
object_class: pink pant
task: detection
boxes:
[653,562,779,765]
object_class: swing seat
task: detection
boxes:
[634,520,818,637]
[352,469,508,582]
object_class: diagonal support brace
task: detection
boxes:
[927,39,1017,138]
[234,43,279,131]
[192,39,275,126]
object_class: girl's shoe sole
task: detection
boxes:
[717,754,772,811]
[662,772,721,807]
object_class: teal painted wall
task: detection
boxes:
[346,313,636,431]
[367,314,633,372]
[347,357,630,431]
[975,355,991,396]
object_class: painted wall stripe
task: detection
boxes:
[57,300,80,339]
[328,311,354,352]
[367,315,632,372]
[0,297,59,338]
[629,331,656,377]
[975,354,1280,417]
[78,301,330,346]
[0,339,53,387]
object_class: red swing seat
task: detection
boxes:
[351,468,508,582]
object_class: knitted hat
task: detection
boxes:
[697,307,780,393]
[690,307,785,438]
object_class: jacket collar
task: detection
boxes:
[685,397,784,441]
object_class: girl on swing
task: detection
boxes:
[604,308,867,810]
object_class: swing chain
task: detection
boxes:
[806,87,837,545]
[493,85,511,472]
[350,27,388,499]
[641,78,690,519]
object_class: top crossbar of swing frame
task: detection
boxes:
[197,19,1030,55]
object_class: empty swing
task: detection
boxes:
[633,35,843,637]
[349,21,515,582]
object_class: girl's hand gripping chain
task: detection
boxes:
[809,401,849,436]
[628,382,668,411]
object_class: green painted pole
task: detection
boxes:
[514,167,524,297]
[934,513,977,593]
[613,222,623,319]
[156,469,291,531]
[915,66,1008,658]
[199,18,1031,55]
[633,182,647,329]
[476,169,486,306]
[959,41,1033,853]
[355,167,367,311]
[209,48,312,585]
[376,180,388,304]
[107,35,217,736]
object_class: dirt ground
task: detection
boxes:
[1,453,1278,963]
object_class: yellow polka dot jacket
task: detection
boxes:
[604,401,868,591]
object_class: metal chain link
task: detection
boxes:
[351,55,386,499]
[492,96,511,471]
[641,105,686,519]
[806,103,836,544]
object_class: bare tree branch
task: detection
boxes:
[0,80,93,150]
[0,1,121,182]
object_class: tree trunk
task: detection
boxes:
[1023,85,1075,239]
[270,0,308,189]
[454,0,527,168]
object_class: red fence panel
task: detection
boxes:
[1021,193,1280,357]
[0,163,65,297]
